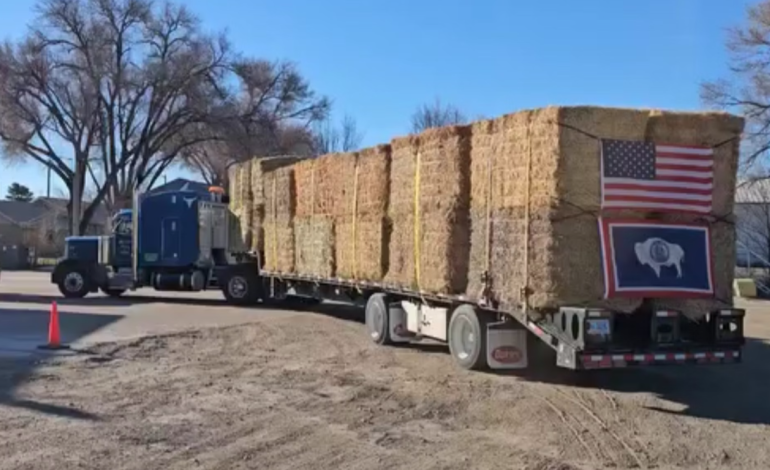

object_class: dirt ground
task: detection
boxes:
[2,300,770,470]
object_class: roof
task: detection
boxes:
[736,179,770,203]
[0,197,110,226]
[34,197,110,225]
[0,200,49,225]
[148,178,211,196]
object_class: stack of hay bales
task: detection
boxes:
[384,126,471,294]
[263,166,296,272]
[466,106,743,318]
[290,147,391,280]
[227,162,249,252]
[249,155,308,254]
[230,160,254,249]
[292,154,354,277]
[335,145,391,280]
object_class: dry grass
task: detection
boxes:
[384,126,471,294]
[467,106,744,318]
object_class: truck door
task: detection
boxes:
[112,213,133,268]
[161,217,181,262]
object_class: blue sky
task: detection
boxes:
[0,0,756,200]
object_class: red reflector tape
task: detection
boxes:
[580,350,740,366]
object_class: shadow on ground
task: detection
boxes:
[0,308,123,421]
[296,302,770,427]
[0,292,228,308]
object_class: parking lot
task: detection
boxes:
[2,271,770,470]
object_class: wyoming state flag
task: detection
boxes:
[598,219,714,298]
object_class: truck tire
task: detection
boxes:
[365,293,392,346]
[222,267,261,306]
[448,304,491,371]
[57,267,90,299]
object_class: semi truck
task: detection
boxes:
[52,186,745,372]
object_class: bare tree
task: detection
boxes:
[701,1,770,171]
[180,59,330,186]
[312,114,363,155]
[410,97,467,133]
[0,0,290,231]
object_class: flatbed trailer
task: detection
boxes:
[220,259,745,372]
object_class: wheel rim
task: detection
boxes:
[367,300,385,340]
[64,272,84,293]
[228,276,247,299]
[452,316,476,361]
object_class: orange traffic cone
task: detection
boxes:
[38,301,69,350]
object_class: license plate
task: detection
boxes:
[587,319,610,336]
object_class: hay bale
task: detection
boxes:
[294,217,335,277]
[262,166,296,273]
[467,106,744,318]
[385,127,471,294]
[228,163,242,212]
[249,155,309,254]
[291,152,381,278]
[334,145,391,280]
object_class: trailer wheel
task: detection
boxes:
[448,304,490,371]
[57,267,90,299]
[221,267,261,306]
[365,293,392,345]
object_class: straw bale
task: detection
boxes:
[385,126,471,294]
[290,148,392,280]
[249,155,308,253]
[467,106,744,317]
[294,153,357,218]
[294,217,335,277]
[228,163,242,212]
[262,166,296,272]
[334,144,391,280]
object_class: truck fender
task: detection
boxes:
[52,259,106,292]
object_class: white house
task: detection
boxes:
[734,178,770,267]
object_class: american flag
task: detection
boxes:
[601,139,713,214]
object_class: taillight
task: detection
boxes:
[711,309,745,345]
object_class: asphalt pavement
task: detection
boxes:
[0,270,288,358]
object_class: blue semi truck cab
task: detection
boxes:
[51,186,263,304]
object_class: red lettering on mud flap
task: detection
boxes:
[491,346,523,364]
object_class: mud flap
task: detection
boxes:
[388,303,417,343]
[486,320,528,370]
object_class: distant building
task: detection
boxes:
[735,179,770,267]
[0,197,109,258]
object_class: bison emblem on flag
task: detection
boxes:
[598,219,714,298]
[634,238,685,278]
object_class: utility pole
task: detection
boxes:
[71,156,82,236]
[47,167,51,198]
